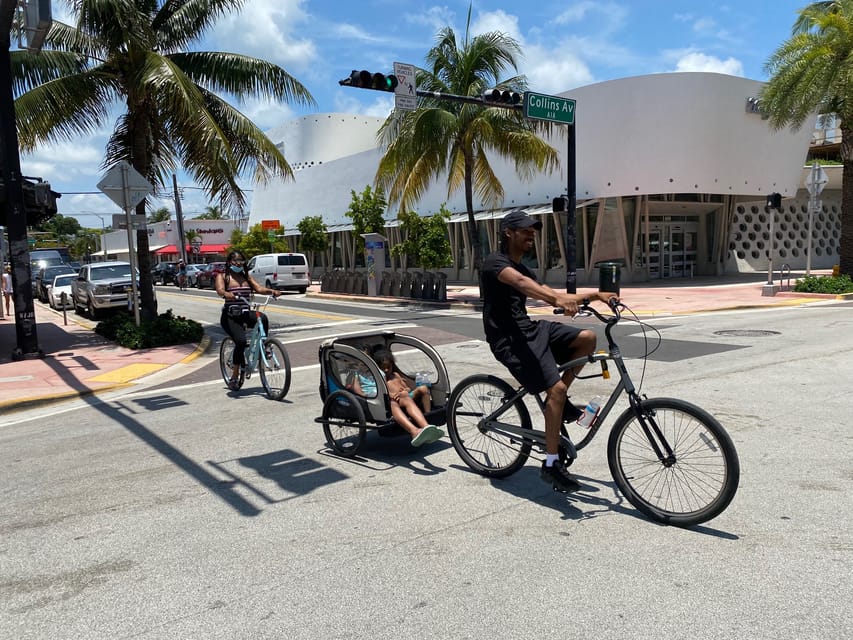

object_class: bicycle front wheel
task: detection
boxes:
[447,375,532,478]
[219,337,244,390]
[259,338,292,400]
[607,397,739,527]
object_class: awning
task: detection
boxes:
[155,243,229,255]
[198,244,229,254]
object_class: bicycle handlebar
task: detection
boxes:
[233,294,276,310]
[552,296,622,323]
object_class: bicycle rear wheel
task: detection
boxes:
[259,338,292,400]
[322,390,366,457]
[219,337,244,390]
[607,397,739,527]
[447,375,532,478]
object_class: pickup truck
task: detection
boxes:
[71,261,146,319]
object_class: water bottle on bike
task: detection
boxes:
[577,396,603,428]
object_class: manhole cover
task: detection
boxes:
[713,330,781,337]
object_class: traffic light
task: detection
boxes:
[339,69,399,92]
[766,192,782,210]
[483,88,522,105]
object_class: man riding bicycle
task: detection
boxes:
[481,209,615,492]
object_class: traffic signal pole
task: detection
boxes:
[0,0,43,359]
[342,70,578,292]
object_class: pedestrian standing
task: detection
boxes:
[2,265,13,317]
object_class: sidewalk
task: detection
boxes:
[0,274,847,414]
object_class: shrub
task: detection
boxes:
[96,309,204,349]
[792,274,853,294]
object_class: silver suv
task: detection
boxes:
[70,261,148,319]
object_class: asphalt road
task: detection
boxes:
[1,301,851,639]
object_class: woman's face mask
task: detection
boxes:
[229,265,243,274]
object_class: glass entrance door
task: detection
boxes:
[641,220,698,279]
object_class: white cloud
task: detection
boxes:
[471,9,523,42]
[208,0,316,69]
[672,51,744,76]
[523,46,594,93]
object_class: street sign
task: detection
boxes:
[524,91,576,125]
[393,62,417,111]
[267,230,276,242]
[805,164,829,195]
[112,214,147,229]
[261,219,281,231]
[97,161,154,210]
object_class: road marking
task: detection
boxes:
[157,290,354,321]
[87,363,167,383]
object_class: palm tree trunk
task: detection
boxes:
[464,154,482,278]
[841,124,853,277]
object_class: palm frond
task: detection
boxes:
[168,51,315,106]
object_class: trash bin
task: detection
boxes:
[410,271,424,298]
[435,272,448,302]
[595,260,624,295]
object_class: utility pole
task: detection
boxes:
[0,0,43,359]
[172,174,187,264]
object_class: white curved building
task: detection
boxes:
[251,72,833,284]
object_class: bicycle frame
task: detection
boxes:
[238,296,276,374]
[475,302,676,464]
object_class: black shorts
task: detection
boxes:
[489,321,582,394]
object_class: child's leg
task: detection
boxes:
[397,396,429,428]
[413,386,432,412]
[389,401,420,437]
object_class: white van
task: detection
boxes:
[246,253,310,293]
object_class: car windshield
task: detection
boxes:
[53,275,76,286]
[44,266,74,278]
[90,265,134,280]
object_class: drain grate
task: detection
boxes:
[714,329,781,337]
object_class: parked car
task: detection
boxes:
[195,262,226,289]
[151,261,178,285]
[246,253,310,293]
[35,264,77,302]
[47,273,77,309]
[70,261,150,319]
[184,264,205,287]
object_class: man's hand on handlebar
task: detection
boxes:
[553,291,620,316]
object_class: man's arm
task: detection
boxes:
[496,265,615,315]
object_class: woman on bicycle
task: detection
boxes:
[216,250,281,388]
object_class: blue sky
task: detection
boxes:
[19,0,811,229]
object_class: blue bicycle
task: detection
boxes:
[219,295,292,400]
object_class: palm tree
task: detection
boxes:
[374,8,559,276]
[760,0,852,276]
[11,0,315,319]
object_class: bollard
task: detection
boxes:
[410,271,423,298]
[436,272,448,302]
[390,271,401,296]
[60,292,68,325]
[400,271,412,297]
[422,272,436,300]
[380,271,391,296]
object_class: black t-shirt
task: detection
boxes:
[481,251,539,344]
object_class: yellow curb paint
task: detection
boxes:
[0,383,133,412]
[87,363,167,383]
[180,335,211,364]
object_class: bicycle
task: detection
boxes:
[218,295,292,400]
[446,298,740,527]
